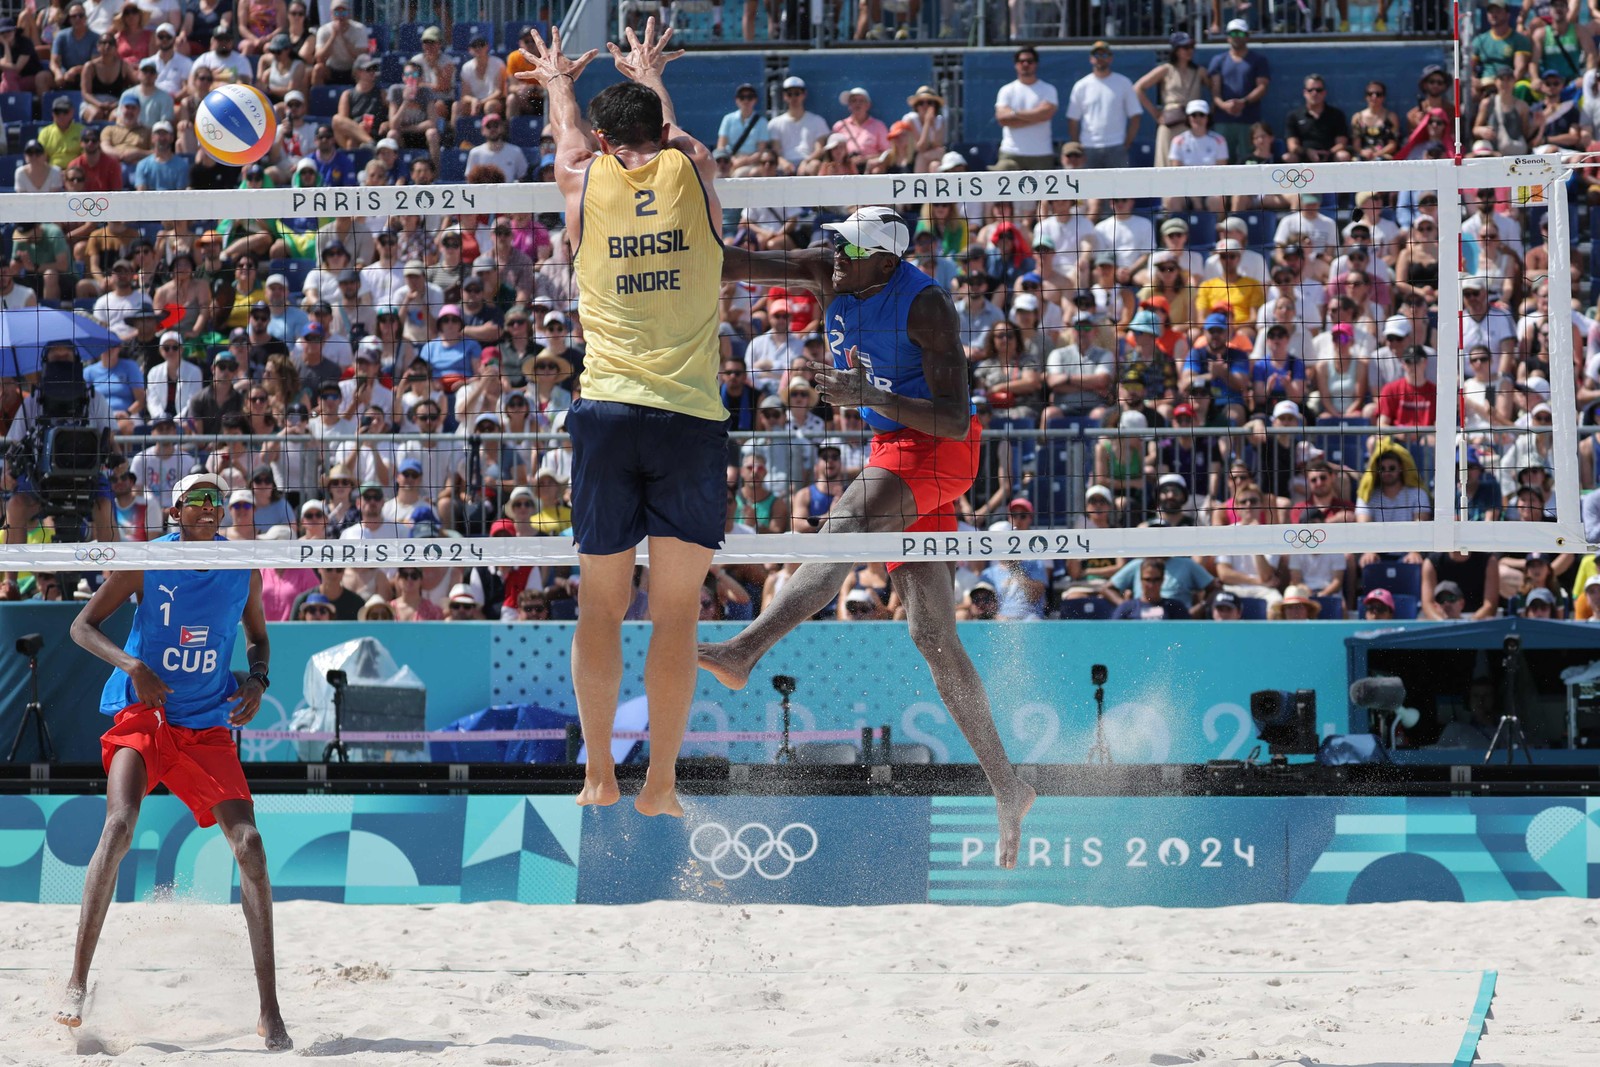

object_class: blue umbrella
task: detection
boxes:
[0,306,122,378]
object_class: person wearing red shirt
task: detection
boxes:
[1377,346,1436,429]
[70,126,124,191]
[764,283,819,333]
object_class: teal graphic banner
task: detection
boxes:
[0,795,580,905]
[931,797,1600,907]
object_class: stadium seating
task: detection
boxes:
[1361,562,1422,602]
[1057,597,1113,620]
[1238,597,1268,620]
[0,93,30,125]
[452,20,494,51]
[1314,596,1345,620]
[309,86,343,121]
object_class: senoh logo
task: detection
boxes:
[689,821,818,880]
[1269,167,1314,189]
[1283,528,1328,547]
[959,835,1256,869]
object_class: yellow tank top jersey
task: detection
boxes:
[575,149,727,422]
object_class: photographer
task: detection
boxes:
[2,342,118,592]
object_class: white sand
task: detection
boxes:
[1,898,1595,1065]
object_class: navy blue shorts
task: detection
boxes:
[567,398,728,556]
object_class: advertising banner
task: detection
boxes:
[576,797,931,906]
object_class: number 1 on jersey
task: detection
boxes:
[634,189,657,216]
[159,601,170,627]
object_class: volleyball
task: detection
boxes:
[194,83,276,167]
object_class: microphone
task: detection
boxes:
[1350,676,1407,712]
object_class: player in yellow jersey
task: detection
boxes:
[514,21,725,818]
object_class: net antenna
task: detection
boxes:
[0,156,1585,573]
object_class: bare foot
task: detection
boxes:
[258,1011,292,1051]
[634,781,684,818]
[996,781,1036,870]
[575,776,621,807]
[54,983,85,1028]
[696,641,752,691]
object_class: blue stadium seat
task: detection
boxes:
[439,148,469,183]
[1237,596,1268,620]
[379,53,406,86]
[0,92,30,124]
[398,148,427,172]
[453,117,480,145]
[284,259,310,288]
[349,147,373,173]
[1314,595,1345,620]
[365,25,389,53]
[506,19,550,46]
[396,25,424,54]
[1361,562,1421,601]
[1239,210,1276,251]
[549,597,576,620]
[0,155,18,190]
[1392,593,1419,620]
[266,257,290,277]
[1057,597,1113,620]
[1310,415,1369,472]
[308,85,342,120]
[507,114,541,147]
[452,20,493,51]
[73,297,97,313]
[1130,142,1155,168]
[1183,211,1218,251]
[952,141,997,170]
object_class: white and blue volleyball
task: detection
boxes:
[194,83,276,166]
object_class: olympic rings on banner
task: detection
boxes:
[1270,167,1315,188]
[67,197,109,217]
[74,546,117,563]
[1283,528,1327,547]
[689,822,819,880]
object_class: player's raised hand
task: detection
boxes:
[225,676,266,727]
[607,17,685,85]
[128,661,172,709]
[511,26,600,88]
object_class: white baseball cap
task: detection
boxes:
[448,582,484,605]
[781,76,805,90]
[821,207,910,258]
[937,150,967,172]
[838,86,871,106]
[1272,399,1303,422]
[171,472,228,506]
[1086,484,1114,503]
[1383,315,1411,339]
[1585,574,1600,592]
[1226,17,1250,32]
[1185,99,1210,115]
[159,330,184,346]
[265,273,288,289]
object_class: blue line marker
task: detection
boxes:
[1453,969,1497,1067]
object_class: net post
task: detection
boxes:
[1431,158,1466,550]
[1544,171,1584,543]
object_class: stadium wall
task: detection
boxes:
[3,794,1598,907]
[1,605,1415,765]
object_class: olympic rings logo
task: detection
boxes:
[689,821,818,881]
[1282,528,1327,547]
[1270,167,1315,188]
[74,546,117,563]
[201,119,224,141]
[67,197,109,217]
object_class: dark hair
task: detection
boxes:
[1013,46,1039,63]
[588,82,665,149]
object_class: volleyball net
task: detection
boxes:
[0,156,1587,582]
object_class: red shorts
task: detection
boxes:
[868,415,983,571]
[101,705,251,828]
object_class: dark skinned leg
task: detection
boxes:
[211,799,291,1052]
[55,746,147,1028]
[893,559,1035,869]
[698,467,919,689]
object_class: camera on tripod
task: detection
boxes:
[7,349,104,539]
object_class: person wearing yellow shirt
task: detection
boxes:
[1195,237,1266,327]
[512,21,725,821]
[37,96,86,170]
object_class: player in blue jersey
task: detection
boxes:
[699,207,1035,867]
[57,471,290,1051]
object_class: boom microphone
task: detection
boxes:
[1349,676,1407,712]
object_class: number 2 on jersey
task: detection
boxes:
[634,189,657,216]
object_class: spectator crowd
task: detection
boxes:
[0,21,1595,627]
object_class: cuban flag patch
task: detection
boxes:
[178,625,209,647]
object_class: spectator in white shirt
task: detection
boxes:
[465,112,527,181]
[143,331,203,422]
[995,46,1059,170]
[1094,198,1156,282]
[1065,41,1141,170]
[1272,194,1341,260]
[767,76,829,174]
[1164,100,1228,213]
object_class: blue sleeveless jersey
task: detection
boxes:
[825,260,971,434]
[99,534,252,729]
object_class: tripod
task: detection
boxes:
[7,635,56,763]
[1483,638,1534,766]
[322,669,349,763]
[1087,664,1113,764]
[772,675,797,764]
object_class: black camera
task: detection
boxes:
[1091,664,1108,687]
[1503,634,1522,653]
[771,675,797,696]
[7,354,104,540]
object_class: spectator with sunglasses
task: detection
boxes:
[290,568,365,620]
